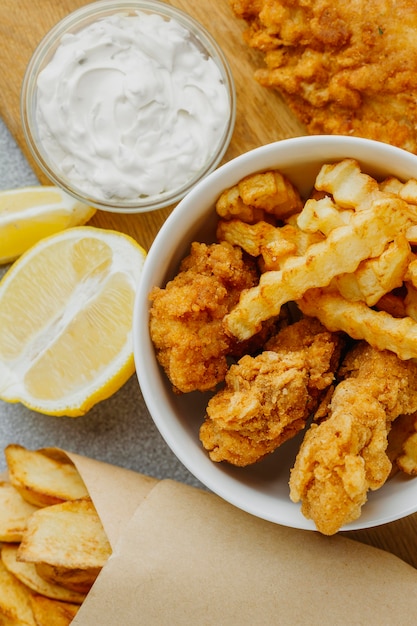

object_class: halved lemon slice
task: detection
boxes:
[0,186,96,264]
[0,226,146,416]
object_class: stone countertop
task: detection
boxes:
[0,118,201,488]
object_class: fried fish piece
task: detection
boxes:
[149,242,263,393]
[231,0,417,153]
[289,343,417,535]
[200,317,344,466]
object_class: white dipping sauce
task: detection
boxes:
[35,12,231,201]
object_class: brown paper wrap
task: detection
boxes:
[39,450,417,625]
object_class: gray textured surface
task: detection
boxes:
[0,118,202,487]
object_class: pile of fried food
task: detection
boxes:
[0,444,111,625]
[150,158,417,535]
[230,0,417,153]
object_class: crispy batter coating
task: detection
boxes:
[231,0,417,152]
[149,242,262,394]
[289,343,417,534]
[200,317,344,466]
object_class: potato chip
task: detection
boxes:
[29,594,78,626]
[0,482,39,542]
[0,556,35,626]
[225,196,413,340]
[4,444,88,507]
[1,544,85,604]
[17,499,111,593]
[33,561,95,595]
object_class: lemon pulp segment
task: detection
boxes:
[0,186,96,264]
[0,227,146,415]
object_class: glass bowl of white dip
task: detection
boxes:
[21,0,236,213]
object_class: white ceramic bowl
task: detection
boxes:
[21,0,235,213]
[134,135,417,531]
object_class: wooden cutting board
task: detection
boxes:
[4,0,417,569]
[0,0,305,250]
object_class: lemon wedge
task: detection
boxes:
[0,186,96,264]
[0,226,146,416]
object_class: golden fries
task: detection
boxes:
[225,195,413,340]
[216,170,303,223]
[221,159,417,362]
[0,444,111,624]
[388,413,417,476]
[298,288,417,360]
[216,220,323,271]
[332,235,411,306]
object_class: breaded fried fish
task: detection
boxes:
[231,0,417,153]
[200,317,344,465]
[289,342,417,534]
[149,241,270,394]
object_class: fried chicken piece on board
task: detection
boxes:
[149,241,275,394]
[231,0,417,153]
[199,317,344,466]
[289,342,417,535]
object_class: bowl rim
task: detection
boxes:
[134,135,417,531]
[20,0,236,213]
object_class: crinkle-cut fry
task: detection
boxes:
[404,281,417,321]
[398,179,417,205]
[406,225,417,244]
[380,177,417,221]
[397,430,417,475]
[406,258,417,288]
[216,185,266,223]
[314,159,383,210]
[333,235,411,306]
[296,196,354,235]
[379,176,404,195]
[225,196,413,340]
[216,220,323,271]
[298,288,417,360]
[388,412,417,476]
[237,170,303,218]
[217,219,295,257]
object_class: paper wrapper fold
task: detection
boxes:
[57,450,417,625]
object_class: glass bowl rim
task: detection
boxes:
[20,0,236,213]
